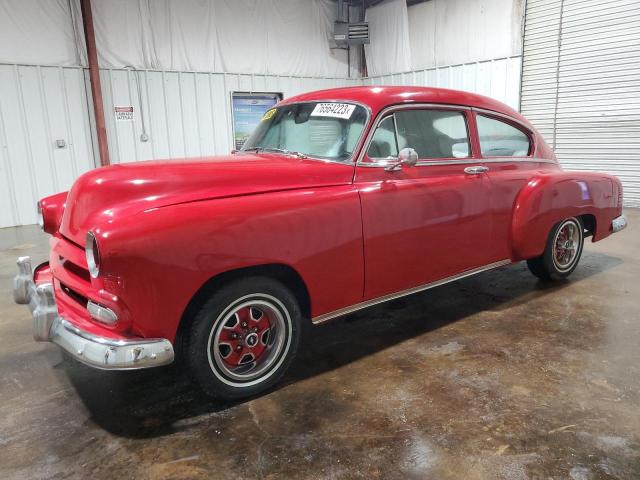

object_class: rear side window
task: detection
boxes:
[367,109,470,160]
[476,115,531,157]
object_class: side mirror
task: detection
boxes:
[385,148,418,172]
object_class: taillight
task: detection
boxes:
[618,187,623,208]
[85,231,101,278]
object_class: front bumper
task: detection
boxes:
[13,256,174,370]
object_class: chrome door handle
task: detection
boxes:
[464,165,489,175]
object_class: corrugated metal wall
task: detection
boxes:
[0,64,95,228]
[521,0,640,206]
[363,56,523,111]
[100,69,359,164]
[0,57,523,227]
[0,66,357,227]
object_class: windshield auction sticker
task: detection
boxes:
[262,108,276,121]
[310,103,356,119]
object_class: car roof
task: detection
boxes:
[280,86,531,129]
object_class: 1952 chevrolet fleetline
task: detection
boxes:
[14,86,627,399]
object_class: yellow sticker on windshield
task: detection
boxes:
[262,108,276,121]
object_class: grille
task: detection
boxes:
[60,256,91,283]
[60,283,88,308]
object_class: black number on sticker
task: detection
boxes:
[311,103,354,118]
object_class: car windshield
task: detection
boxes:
[241,102,368,162]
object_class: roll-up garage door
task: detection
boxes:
[520,0,640,207]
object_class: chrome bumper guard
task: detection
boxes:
[13,256,174,370]
[612,214,627,233]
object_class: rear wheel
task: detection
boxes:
[527,217,584,281]
[186,277,301,400]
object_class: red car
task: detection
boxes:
[14,86,627,400]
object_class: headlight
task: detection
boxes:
[36,202,44,230]
[86,231,101,278]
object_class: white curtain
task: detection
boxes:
[364,0,411,76]
[0,0,351,77]
[0,0,82,66]
[407,0,523,70]
[92,0,351,76]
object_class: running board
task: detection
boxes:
[311,259,512,325]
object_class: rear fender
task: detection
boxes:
[511,172,617,261]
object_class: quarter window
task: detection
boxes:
[476,115,531,157]
[367,115,399,158]
[366,109,470,160]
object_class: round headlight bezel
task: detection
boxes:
[86,231,101,278]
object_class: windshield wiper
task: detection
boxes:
[243,147,307,159]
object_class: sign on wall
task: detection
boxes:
[231,92,282,150]
[114,106,134,122]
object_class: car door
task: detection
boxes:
[473,110,539,261]
[355,105,497,300]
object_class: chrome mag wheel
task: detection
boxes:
[553,218,582,272]
[207,294,291,387]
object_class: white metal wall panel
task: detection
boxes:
[521,0,640,206]
[1,60,517,227]
[0,64,95,228]
[101,69,359,164]
[363,56,522,111]
[0,65,357,227]
[520,0,562,144]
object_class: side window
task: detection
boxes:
[367,116,399,159]
[394,110,470,159]
[476,115,531,157]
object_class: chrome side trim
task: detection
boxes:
[356,157,558,168]
[472,107,534,133]
[312,259,511,324]
[480,157,556,164]
[612,214,627,233]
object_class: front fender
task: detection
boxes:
[511,172,618,261]
[92,186,364,341]
[40,191,68,235]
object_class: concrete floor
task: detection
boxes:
[1,210,639,480]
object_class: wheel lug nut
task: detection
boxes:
[231,333,238,339]
[236,345,242,351]
[241,321,248,328]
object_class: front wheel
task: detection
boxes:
[527,217,584,281]
[186,277,301,400]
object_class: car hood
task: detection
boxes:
[59,153,354,245]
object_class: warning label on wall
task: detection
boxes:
[114,106,134,122]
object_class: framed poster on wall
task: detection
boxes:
[231,92,283,150]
